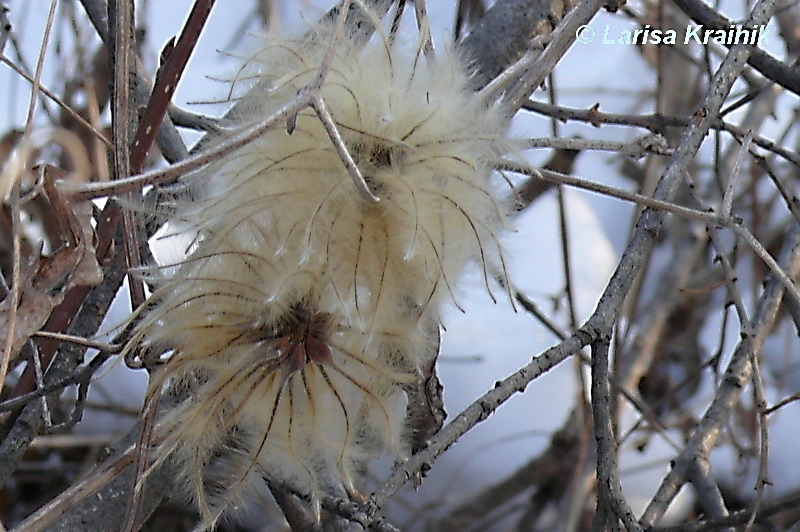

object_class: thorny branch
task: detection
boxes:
[523,100,800,167]
[364,0,783,527]
[672,0,800,95]
[642,223,800,527]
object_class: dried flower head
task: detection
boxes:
[124,5,511,527]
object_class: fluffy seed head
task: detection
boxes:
[126,10,511,527]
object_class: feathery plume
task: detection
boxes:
[124,5,511,527]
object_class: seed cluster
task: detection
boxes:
[126,11,510,527]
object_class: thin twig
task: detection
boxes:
[0,0,59,415]
[501,162,800,310]
[129,0,216,173]
[0,351,112,414]
[745,348,771,531]
[0,53,112,147]
[31,331,120,352]
[720,130,753,222]
[64,2,379,208]
[62,93,313,200]
[765,391,800,415]
[311,95,379,204]
[502,0,604,113]
[655,493,800,531]
[523,100,800,168]
[641,223,800,526]
[121,394,159,532]
[591,337,643,531]
[672,0,800,95]
[524,134,672,157]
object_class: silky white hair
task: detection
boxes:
[125,6,512,528]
